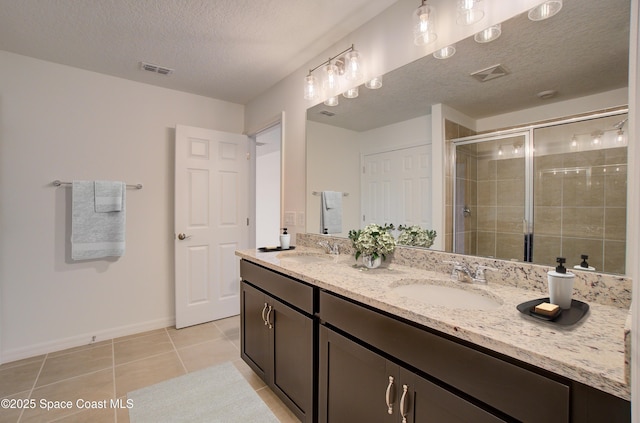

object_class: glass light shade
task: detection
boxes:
[456,0,484,25]
[413,3,437,46]
[324,96,339,106]
[343,50,362,81]
[322,63,341,92]
[528,1,563,21]
[433,45,456,59]
[474,23,501,43]
[303,74,319,100]
[365,76,383,89]
[343,87,359,99]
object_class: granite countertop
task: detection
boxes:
[236,246,630,401]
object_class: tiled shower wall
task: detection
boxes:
[445,117,627,274]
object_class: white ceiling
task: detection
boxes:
[0,0,399,104]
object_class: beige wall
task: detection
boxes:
[0,51,244,361]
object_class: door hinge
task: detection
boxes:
[247,217,250,226]
[363,214,366,222]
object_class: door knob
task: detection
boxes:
[177,233,191,240]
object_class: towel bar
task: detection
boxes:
[52,180,143,189]
[312,191,348,196]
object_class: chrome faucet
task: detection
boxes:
[444,261,496,284]
[318,240,340,255]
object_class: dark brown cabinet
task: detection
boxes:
[319,325,506,423]
[240,261,315,423]
[239,259,630,423]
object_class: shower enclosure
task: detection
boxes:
[452,111,628,274]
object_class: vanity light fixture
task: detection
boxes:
[303,44,362,101]
[324,96,339,107]
[413,0,437,46]
[343,87,359,99]
[456,0,484,25]
[474,23,501,43]
[433,45,456,59]
[365,76,383,89]
[528,0,563,21]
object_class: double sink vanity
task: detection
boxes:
[236,233,631,422]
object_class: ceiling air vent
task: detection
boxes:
[319,110,336,117]
[140,61,174,76]
[470,64,509,82]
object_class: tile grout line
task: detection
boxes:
[165,327,189,375]
[112,338,118,423]
[17,353,48,423]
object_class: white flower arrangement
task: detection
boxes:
[397,225,436,248]
[348,223,396,261]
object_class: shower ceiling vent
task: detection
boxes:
[140,61,174,76]
[470,64,509,82]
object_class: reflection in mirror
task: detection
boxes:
[305,0,629,274]
[452,112,627,274]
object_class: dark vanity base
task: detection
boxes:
[239,259,630,423]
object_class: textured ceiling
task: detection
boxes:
[0,0,398,104]
[307,0,630,131]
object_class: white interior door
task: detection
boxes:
[362,144,432,228]
[175,125,249,329]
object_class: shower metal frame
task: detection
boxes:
[450,108,628,262]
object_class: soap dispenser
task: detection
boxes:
[574,254,595,271]
[280,228,290,250]
[547,257,575,309]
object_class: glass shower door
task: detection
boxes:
[453,132,531,261]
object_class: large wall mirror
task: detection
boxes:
[305,0,630,275]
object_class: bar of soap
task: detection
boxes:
[534,302,560,316]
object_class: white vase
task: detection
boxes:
[362,255,382,269]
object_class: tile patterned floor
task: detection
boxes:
[0,316,300,423]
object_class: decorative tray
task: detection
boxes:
[257,246,296,252]
[516,297,589,326]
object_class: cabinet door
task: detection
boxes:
[270,297,314,423]
[240,281,269,380]
[399,368,506,423]
[319,325,395,423]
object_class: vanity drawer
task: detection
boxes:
[240,260,315,314]
[319,290,570,423]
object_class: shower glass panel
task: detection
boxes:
[453,112,627,273]
[454,132,530,261]
[532,114,627,274]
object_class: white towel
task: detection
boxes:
[94,180,124,212]
[320,191,342,234]
[71,180,126,260]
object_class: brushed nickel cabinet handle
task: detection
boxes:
[261,303,269,325]
[385,376,395,414]
[265,305,273,329]
[400,384,409,423]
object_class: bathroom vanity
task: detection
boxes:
[237,241,631,422]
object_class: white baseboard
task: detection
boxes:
[1,316,176,364]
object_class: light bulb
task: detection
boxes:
[433,45,456,59]
[322,63,341,93]
[456,0,484,25]
[304,74,319,100]
[474,24,501,43]
[343,50,362,81]
[528,1,563,21]
[413,2,437,46]
[343,87,359,99]
[365,76,383,89]
[324,96,339,107]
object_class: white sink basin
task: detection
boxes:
[391,281,502,310]
[277,252,336,264]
